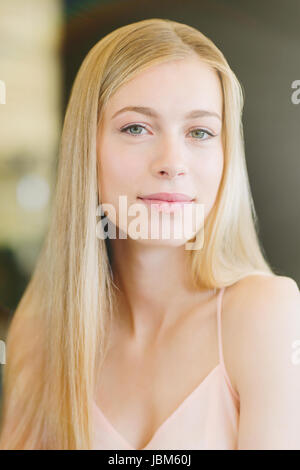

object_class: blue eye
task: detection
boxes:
[190,128,213,140]
[120,124,147,136]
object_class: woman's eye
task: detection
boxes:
[120,124,147,136]
[189,128,213,140]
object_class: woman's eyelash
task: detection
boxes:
[120,124,148,136]
[120,124,215,140]
[189,128,214,139]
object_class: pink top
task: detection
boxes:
[92,286,240,450]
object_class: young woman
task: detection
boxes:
[0,18,299,451]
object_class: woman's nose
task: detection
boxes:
[151,135,188,179]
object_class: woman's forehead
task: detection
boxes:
[103,58,223,122]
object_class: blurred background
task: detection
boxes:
[0,0,299,399]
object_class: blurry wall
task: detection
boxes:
[0,0,62,315]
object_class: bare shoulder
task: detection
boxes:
[221,274,300,397]
[225,273,299,316]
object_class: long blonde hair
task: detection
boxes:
[0,18,274,450]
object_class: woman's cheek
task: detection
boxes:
[194,150,223,211]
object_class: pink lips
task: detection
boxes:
[137,193,195,213]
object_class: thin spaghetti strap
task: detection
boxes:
[216,287,240,401]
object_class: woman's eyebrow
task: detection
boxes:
[111,106,221,121]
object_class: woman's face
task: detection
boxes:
[97,56,224,246]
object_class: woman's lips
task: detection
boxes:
[137,197,194,213]
[138,192,194,202]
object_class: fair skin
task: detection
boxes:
[96,56,300,450]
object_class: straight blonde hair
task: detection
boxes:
[0,18,274,449]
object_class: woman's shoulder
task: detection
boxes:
[222,273,300,397]
[226,273,299,324]
[225,273,299,315]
